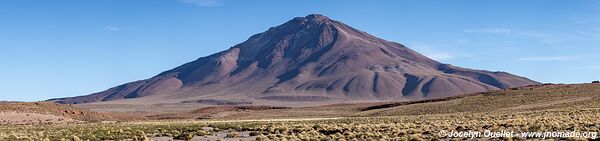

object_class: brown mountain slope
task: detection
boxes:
[50,14,539,105]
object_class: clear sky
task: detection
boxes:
[1,0,599,101]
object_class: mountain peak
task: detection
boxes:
[305,14,329,20]
[291,14,332,24]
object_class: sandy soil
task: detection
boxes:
[149,131,256,141]
[149,127,256,141]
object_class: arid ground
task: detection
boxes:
[0,83,599,140]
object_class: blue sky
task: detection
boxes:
[1,0,599,101]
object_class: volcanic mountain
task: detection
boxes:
[51,14,539,105]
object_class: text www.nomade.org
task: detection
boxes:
[439,130,598,139]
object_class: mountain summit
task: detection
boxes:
[51,14,539,105]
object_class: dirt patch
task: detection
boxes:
[258,95,331,101]
[181,99,253,105]
[191,106,290,114]
[142,105,292,120]
[149,131,257,141]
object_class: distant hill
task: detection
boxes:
[358,83,600,116]
[0,102,110,124]
[50,14,539,105]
